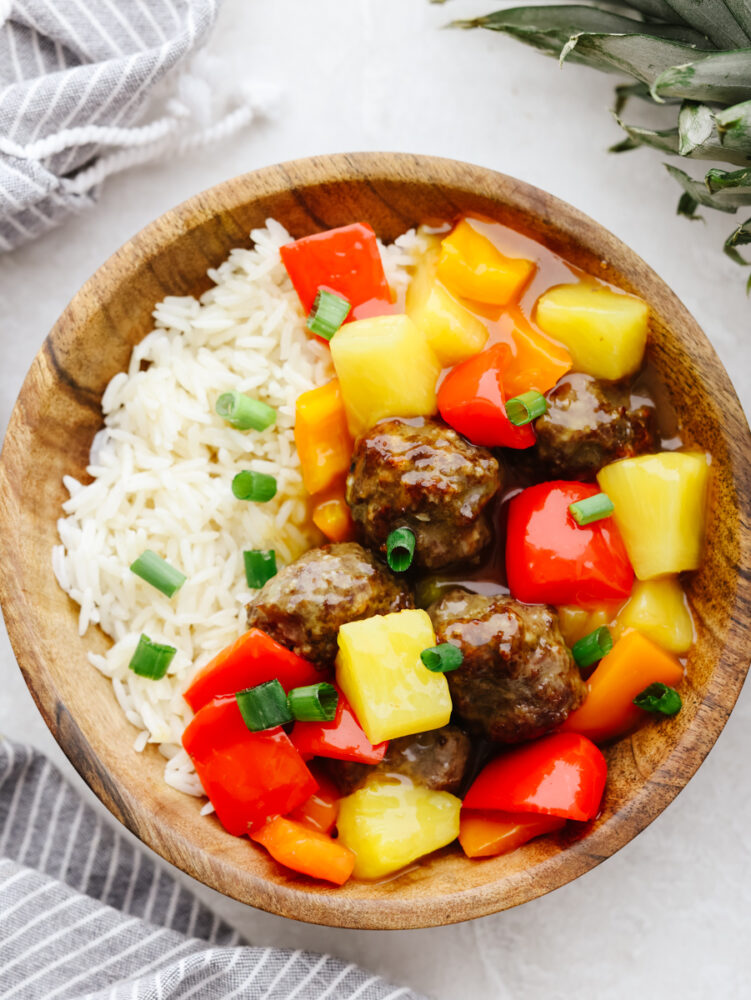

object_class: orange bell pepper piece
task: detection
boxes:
[437,219,535,306]
[288,768,340,835]
[561,629,685,744]
[294,379,353,496]
[459,809,565,858]
[495,307,572,396]
[250,816,355,885]
[312,480,355,543]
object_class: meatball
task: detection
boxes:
[429,589,585,743]
[245,542,412,668]
[535,372,656,479]
[326,725,472,797]
[346,418,501,571]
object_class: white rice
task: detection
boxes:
[53,219,424,796]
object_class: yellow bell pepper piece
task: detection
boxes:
[336,777,461,880]
[597,451,709,580]
[335,609,452,744]
[614,578,694,654]
[406,247,488,366]
[329,315,441,436]
[535,282,648,380]
[294,380,353,496]
[437,219,535,306]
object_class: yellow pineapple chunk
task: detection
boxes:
[614,578,694,654]
[406,248,488,366]
[437,219,535,306]
[597,452,710,580]
[329,315,441,436]
[535,282,648,380]
[557,604,620,647]
[336,777,461,880]
[335,609,452,745]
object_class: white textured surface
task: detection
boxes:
[1,2,750,997]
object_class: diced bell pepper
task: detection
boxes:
[329,314,441,436]
[459,809,565,858]
[291,685,388,764]
[182,698,317,836]
[557,604,620,648]
[311,480,356,543]
[462,732,607,822]
[335,609,452,745]
[288,767,340,835]
[336,777,461,880]
[535,282,648,380]
[294,379,353,496]
[505,481,634,607]
[597,451,709,580]
[251,816,355,885]
[437,219,535,306]
[494,306,573,396]
[561,629,685,743]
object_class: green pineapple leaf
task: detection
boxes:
[653,50,751,103]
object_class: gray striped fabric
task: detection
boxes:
[0,0,252,252]
[0,739,424,1000]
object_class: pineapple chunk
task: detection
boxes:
[335,609,452,744]
[597,452,710,580]
[614,578,694,654]
[329,315,441,436]
[557,604,620,647]
[406,248,488,366]
[336,777,461,880]
[437,219,535,306]
[535,282,648,380]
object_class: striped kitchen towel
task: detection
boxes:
[0,738,424,1000]
[0,0,272,252]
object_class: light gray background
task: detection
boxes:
[1,2,750,997]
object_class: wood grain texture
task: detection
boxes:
[1,152,750,929]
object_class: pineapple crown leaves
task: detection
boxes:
[450,1,751,283]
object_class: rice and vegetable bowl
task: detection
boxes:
[53,213,708,886]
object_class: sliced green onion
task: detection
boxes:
[306,287,351,341]
[130,549,186,597]
[235,679,293,732]
[216,391,276,431]
[633,682,682,717]
[572,626,613,670]
[505,390,548,426]
[386,526,416,573]
[244,549,277,588]
[232,470,277,502]
[420,643,464,673]
[288,682,339,722]
[569,492,615,526]
[128,634,176,679]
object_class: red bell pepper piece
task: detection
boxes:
[184,629,322,714]
[287,766,340,835]
[182,697,317,836]
[280,223,390,315]
[463,732,607,822]
[437,343,536,449]
[459,809,566,858]
[349,297,397,321]
[505,481,634,606]
[290,687,388,764]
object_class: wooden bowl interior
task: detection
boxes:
[1,153,750,929]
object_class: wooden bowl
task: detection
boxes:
[1,153,750,929]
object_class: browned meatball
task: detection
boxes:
[535,372,656,479]
[429,589,585,743]
[245,542,412,668]
[346,418,501,571]
[326,726,472,796]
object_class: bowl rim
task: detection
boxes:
[2,151,751,928]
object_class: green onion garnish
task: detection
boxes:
[235,679,293,732]
[216,391,276,431]
[633,682,682,717]
[306,288,351,341]
[288,682,339,722]
[420,643,464,673]
[244,549,277,588]
[386,526,416,573]
[568,492,615,526]
[505,390,547,426]
[129,549,186,597]
[572,626,613,670]
[232,470,277,502]
[128,634,176,679]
